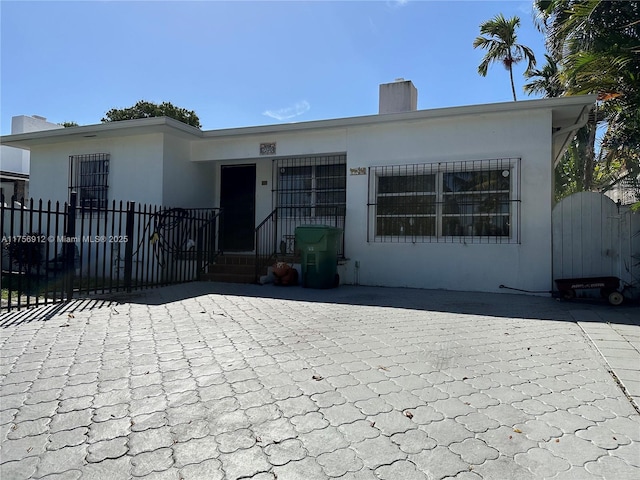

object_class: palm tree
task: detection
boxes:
[534,0,639,198]
[473,14,537,101]
[523,54,564,97]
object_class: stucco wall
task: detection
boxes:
[193,109,553,293]
[1,146,29,174]
[341,110,553,293]
[29,134,164,205]
[162,135,215,208]
[194,129,348,232]
[192,128,348,162]
[22,106,557,293]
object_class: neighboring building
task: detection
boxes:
[0,115,63,202]
[0,81,596,293]
[605,174,640,206]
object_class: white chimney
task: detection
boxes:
[379,79,418,114]
[11,115,63,134]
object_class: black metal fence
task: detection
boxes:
[251,154,348,282]
[1,193,220,312]
[255,208,278,282]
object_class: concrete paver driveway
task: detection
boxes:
[1,283,639,479]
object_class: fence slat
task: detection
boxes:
[65,193,77,302]
[124,202,135,292]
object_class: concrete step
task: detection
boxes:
[202,254,260,284]
[214,254,256,266]
[208,263,255,275]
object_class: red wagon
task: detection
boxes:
[554,276,623,305]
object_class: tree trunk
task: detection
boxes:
[583,118,597,191]
[509,65,517,101]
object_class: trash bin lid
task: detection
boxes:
[295,225,342,244]
[296,224,340,230]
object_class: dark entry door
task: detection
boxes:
[220,165,256,251]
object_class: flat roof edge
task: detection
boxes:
[201,95,597,137]
[0,116,203,144]
[1,95,596,145]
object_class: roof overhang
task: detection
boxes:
[1,96,595,159]
[200,95,596,141]
[0,171,29,181]
[551,101,594,167]
[0,116,203,149]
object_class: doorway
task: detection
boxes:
[220,165,256,251]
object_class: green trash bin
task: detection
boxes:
[295,225,342,289]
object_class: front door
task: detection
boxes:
[220,165,256,251]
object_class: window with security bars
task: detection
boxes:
[69,154,110,210]
[275,154,346,218]
[369,158,520,243]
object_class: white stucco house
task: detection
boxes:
[0,115,63,202]
[0,80,596,293]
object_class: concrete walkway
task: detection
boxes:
[573,310,640,410]
[0,283,638,479]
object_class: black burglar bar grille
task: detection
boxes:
[69,153,110,210]
[368,158,521,244]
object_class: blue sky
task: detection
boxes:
[1,0,548,135]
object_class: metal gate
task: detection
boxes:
[552,192,639,298]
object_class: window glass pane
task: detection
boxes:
[72,155,109,210]
[276,159,346,219]
[374,165,514,240]
[280,166,312,190]
[378,195,435,215]
[442,215,510,236]
[378,174,435,194]
[315,164,346,217]
[278,191,311,217]
[316,205,346,217]
[316,190,346,206]
[279,165,312,216]
[442,193,510,215]
[376,172,437,237]
[443,170,509,192]
[376,217,436,236]
[316,164,346,189]
[440,169,510,237]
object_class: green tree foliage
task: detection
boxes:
[59,121,79,128]
[533,0,639,202]
[473,14,537,101]
[523,54,564,97]
[102,100,201,128]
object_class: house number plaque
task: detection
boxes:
[350,167,366,175]
[260,143,276,155]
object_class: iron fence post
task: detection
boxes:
[209,213,217,263]
[274,207,278,257]
[254,227,259,283]
[124,202,135,292]
[65,192,77,302]
[196,227,203,281]
[219,209,224,255]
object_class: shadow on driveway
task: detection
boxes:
[2,281,637,328]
